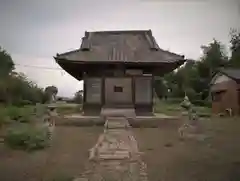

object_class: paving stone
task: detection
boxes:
[98,153,130,160]
[76,115,148,181]
[73,178,88,181]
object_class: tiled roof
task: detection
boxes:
[219,68,240,80]
[55,30,185,64]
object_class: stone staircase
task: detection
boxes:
[74,108,148,181]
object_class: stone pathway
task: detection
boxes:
[74,116,148,181]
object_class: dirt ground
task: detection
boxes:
[1,116,240,181]
[0,126,102,181]
[134,117,240,181]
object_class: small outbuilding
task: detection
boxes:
[210,68,240,115]
[54,30,186,115]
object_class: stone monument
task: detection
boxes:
[178,95,201,139]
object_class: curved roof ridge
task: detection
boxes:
[86,29,152,34]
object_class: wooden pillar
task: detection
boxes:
[151,75,154,112]
[83,74,102,116]
[83,74,87,104]
[132,76,135,106]
[101,76,105,106]
[83,73,87,114]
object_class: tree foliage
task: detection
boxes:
[200,39,228,77]
[156,38,229,103]
[0,47,45,105]
[229,29,240,67]
[73,90,83,104]
[0,47,14,77]
[44,86,58,103]
[154,77,168,99]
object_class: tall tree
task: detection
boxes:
[229,29,240,67]
[153,77,168,99]
[0,46,45,105]
[163,60,199,98]
[196,39,228,99]
[151,39,228,101]
[0,47,14,103]
[200,39,228,77]
[0,47,14,77]
[73,90,83,103]
[44,86,58,103]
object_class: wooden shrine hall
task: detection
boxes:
[54,30,186,115]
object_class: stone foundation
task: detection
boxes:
[57,113,180,128]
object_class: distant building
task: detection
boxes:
[210,68,240,115]
[54,30,185,115]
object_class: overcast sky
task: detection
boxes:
[0,0,239,97]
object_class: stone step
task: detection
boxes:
[73,178,88,181]
[97,147,130,153]
[99,160,126,169]
[104,118,130,129]
[95,140,131,150]
[101,108,136,117]
[98,152,130,160]
[104,129,129,135]
[105,118,129,123]
[98,150,130,155]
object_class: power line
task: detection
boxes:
[15,63,63,70]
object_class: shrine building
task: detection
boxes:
[54,30,186,115]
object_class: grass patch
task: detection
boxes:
[0,109,11,127]
[154,100,181,115]
[56,104,81,115]
[154,99,211,116]
[0,106,35,124]
[4,124,50,151]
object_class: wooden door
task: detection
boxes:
[105,77,133,106]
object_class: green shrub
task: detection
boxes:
[192,100,211,108]
[204,101,211,108]
[0,109,11,126]
[165,98,182,104]
[4,124,50,151]
[18,113,32,123]
[6,106,34,123]
[6,106,21,120]
[12,99,33,106]
[19,106,34,123]
[19,100,33,106]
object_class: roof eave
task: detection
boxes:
[54,58,185,65]
[55,57,185,80]
[55,49,80,58]
[210,69,240,87]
